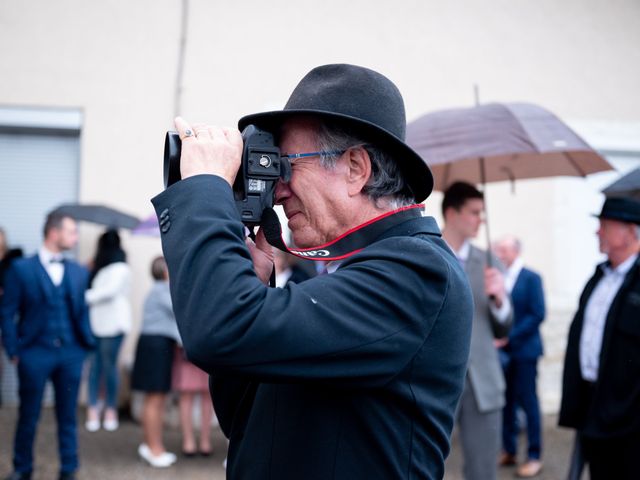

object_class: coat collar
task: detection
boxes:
[376,215,441,243]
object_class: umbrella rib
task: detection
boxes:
[563,152,587,177]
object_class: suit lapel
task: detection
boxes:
[32,255,56,305]
[61,261,81,321]
[465,245,483,276]
[511,269,526,300]
[599,258,639,370]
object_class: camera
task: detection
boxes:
[164,125,291,227]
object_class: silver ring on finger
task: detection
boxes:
[184,129,194,138]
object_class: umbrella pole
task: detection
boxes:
[479,156,493,267]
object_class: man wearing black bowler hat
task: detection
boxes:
[152,64,473,479]
[559,196,640,480]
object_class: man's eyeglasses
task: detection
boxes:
[281,150,345,163]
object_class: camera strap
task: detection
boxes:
[260,204,425,262]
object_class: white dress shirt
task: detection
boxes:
[38,246,65,286]
[275,268,293,288]
[579,253,638,382]
[504,256,524,295]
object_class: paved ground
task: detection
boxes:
[0,406,579,479]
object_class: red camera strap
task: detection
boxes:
[260,204,424,262]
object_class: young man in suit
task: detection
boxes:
[559,197,640,480]
[441,181,512,480]
[493,235,545,478]
[152,64,474,479]
[1,211,94,480]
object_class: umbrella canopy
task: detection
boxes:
[53,204,140,230]
[602,166,640,200]
[407,102,613,191]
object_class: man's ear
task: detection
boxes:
[346,146,372,196]
[442,206,456,223]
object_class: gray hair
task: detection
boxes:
[500,234,522,253]
[314,121,415,209]
[635,225,640,240]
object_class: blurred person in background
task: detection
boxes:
[0,227,23,408]
[493,235,545,478]
[1,211,94,480]
[441,181,512,480]
[273,249,314,287]
[0,227,24,298]
[172,344,215,457]
[84,229,132,432]
[559,197,640,480]
[130,256,181,468]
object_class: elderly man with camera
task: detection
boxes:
[152,64,473,479]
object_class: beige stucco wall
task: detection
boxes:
[1,0,640,371]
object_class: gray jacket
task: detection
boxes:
[465,245,513,413]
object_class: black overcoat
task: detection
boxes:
[152,175,473,479]
[559,256,640,439]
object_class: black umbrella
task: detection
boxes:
[53,204,140,230]
[602,166,640,199]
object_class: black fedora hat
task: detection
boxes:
[238,64,434,203]
[593,197,640,225]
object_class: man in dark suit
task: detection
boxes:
[441,181,512,480]
[493,235,545,478]
[153,64,474,479]
[1,211,94,480]
[559,197,640,480]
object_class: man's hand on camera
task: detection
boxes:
[245,228,275,284]
[174,116,243,187]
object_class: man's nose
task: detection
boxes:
[274,178,290,205]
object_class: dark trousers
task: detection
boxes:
[14,343,86,474]
[502,359,542,460]
[581,432,640,480]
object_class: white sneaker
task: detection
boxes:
[85,419,100,432]
[103,418,119,431]
[138,443,177,468]
[85,407,101,432]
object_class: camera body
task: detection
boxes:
[164,125,291,227]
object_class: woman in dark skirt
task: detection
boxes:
[131,256,181,468]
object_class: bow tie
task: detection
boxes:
[50,257,64,264]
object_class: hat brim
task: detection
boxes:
[592,212,640,225]
[239,109,434,203]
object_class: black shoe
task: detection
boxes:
[59,472,76,480]
[5,472,32,480]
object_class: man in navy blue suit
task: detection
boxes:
[1,211,94,480]
[493,235,545,478]
[153,64,474,479]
